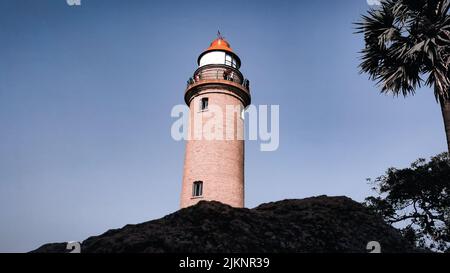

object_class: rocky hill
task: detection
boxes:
[32,196,418,253]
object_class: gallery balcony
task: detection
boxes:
[184,64,251,107]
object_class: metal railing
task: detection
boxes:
[187,69,250,91]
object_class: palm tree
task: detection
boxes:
[357,0,450,152]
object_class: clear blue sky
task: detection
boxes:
[0,0,446,252]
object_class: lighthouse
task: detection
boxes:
[180,34,251,208]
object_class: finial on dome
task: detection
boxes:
[217,30,224,40]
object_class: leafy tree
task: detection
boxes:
[365,153,450,252]
[356,0,450,152]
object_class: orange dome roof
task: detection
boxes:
[197,34,241,68]
[206,38,234,53]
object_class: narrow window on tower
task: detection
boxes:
[192,181,203,197]
[200,97,208,111]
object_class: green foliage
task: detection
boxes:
[358,0,450,251]
[356,0,450,100]
[365,153,450,252]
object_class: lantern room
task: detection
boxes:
[197,37,241,69]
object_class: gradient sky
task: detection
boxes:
[0,0,446,252]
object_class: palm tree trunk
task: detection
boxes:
[440,97,450,153]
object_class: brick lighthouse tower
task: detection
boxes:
[180,33,251,208]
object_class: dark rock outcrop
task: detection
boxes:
[32,196,417,253]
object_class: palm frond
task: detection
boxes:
[356,0,450,100]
